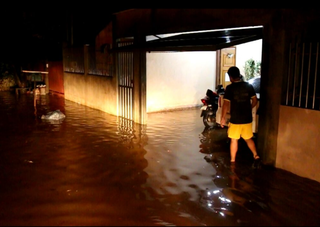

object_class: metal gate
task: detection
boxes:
[117,41,134,121]
[283,42,320,110]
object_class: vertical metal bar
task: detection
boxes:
[286,43,292,105]
[122,84,124,118]
[128,52,131,120]
[122,47,125,116]
[128,53,130,120]
[126,52,131,121]
[130,89,132,120]
[124,52,127,119]
[120,87,123,117]
[117,51,120,117]
[313,43,319,109]
[119,48,122,94]
[119,86,121,117]
[128,51,131,120]
[120,87,122,117]
[130,49,133,119]
[305,43,312,108]
[121,52,124,116]
[123,86,125,117]
[292,43,299,106]
[126,51,128,87]
[298,43,305,107]
[118,52,120,117]
[127,52,130,120]
[132,42,134,120]
[124,86,126,118]
[122,52,125,118]
[120,52,123,117]
[124,90,126,118]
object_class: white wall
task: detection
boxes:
[147,52,216,113]
[146,40,262,113]
[236,39,263,77]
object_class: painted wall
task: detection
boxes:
[48,61,64,94]
[277,105,320,182]
[146,51,216,112]
[64,72,118,115]
[146,40,262,113]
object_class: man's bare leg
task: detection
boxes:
[230,138,239,162]
[245,138,259,159]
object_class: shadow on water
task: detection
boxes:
[1,91,320,226]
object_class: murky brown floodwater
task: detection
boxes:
[0,91,320,226]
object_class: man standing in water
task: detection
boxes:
[220,66,261,167]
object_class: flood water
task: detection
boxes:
[0,91,320,226]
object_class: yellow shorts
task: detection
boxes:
[227,123,253,140]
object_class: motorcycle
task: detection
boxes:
[200,85,225,129]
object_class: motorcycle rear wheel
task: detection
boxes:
[203,112,217,129]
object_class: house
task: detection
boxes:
[58,9,320,183]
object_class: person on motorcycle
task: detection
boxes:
[220,66,261,167]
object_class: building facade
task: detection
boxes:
[61,9,320,183]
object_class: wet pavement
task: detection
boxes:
[0,90,320,226]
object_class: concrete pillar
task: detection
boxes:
[257,13,286,166]
[133,35,147,125]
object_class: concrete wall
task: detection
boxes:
[146,51,216,112]
[63,23,118,116]
[64,72,118,115]
[277,106,320,182]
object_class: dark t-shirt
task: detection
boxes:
[223,81,256,124]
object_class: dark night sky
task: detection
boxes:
[0,4,132,64]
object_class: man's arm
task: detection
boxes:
[251,96,258,109]
[220,99,230,128]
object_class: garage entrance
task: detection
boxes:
[114,26,263,125]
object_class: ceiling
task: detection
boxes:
[113,26,263,52]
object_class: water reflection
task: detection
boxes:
[199,127,229,154]
[117,117,148,150]
[202,153,270,225]
[1,91,320,226]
